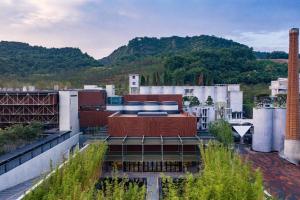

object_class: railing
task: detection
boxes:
[0,131,71,175]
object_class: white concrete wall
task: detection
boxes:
[229,91,243,112]
[83,85,103,90]
[139,85,237,105]
[227,84,240,92]
[0,133,79,191]
[106,85,115,97]
[59,91,79,135]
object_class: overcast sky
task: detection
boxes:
[0,0,299,59]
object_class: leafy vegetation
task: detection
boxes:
[24,142,107,200]
[95,176,146,200]
[208,120,233,146]
[255,51,289,59]
[0,122,43,155]
[23,143,146,200]
[162,143,264,200]
[0,36,287,91]
[241,83,270,118]
[0,41,102,76]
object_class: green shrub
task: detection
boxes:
[208,120,233,146]
[162,143,264,200]
[0,122,43,155]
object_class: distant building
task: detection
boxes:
[269,75,300,96]
[138,84,243,120]
[129,74,140,94]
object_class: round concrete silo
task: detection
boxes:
[252,108,273,152]
[272,108,286,152]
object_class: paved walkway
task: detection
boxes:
[0,177,40,200]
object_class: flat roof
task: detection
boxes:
[105,135,211,146]
[110,113,192,118]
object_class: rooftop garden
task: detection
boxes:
[162,143,265,200]
[23,142,146,200]
[0,122,43,155]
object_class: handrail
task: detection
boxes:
[0,131,71,175]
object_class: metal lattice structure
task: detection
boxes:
[0,91,59,128]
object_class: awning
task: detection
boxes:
[232,125,251,137]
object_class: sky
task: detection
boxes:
[0,0,299,59]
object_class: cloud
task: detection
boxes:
[0,0,91,28]
[117,10,140,20]
[226,30,288,52]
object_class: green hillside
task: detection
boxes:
[0,41,102,76]
[0,36,287,94]
[99,35,287,86]
[100,35,250,64]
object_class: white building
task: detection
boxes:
[59,91,79,134]
[269,74,300,96]
[129,74,140,94]
[139,85,243,119]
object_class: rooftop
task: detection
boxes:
[240,146,300,199]
[110,113,193,118]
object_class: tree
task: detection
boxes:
[140,75,146,86]
[146,75,150,85]
[208,120,233,146]
[189,96,200,107]
[275,94,287,107]
[156,71,161,85]
[172,68,185,85]
[206,96,213,105]
[152,72,157,86]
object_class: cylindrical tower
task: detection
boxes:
[284,28,300,163]
[252,108,273,152]
[273,108,286,152]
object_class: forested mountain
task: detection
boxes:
[0,36,287,91]
[100,35,251,65]
[0,41,102,76]
[99,35,287,86]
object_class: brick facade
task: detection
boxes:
[286,28,300,140]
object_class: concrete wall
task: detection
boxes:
[59,91,79,134]
[229,91,243,112]
[0,133,79,191]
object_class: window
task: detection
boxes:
[132,75,135,79]
[184,89,194,95]
[132,82,136,85]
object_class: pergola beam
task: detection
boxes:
[142,135,144,164]
[161,135,164,162]
[178,135,183,171]
[121,135,127,171]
